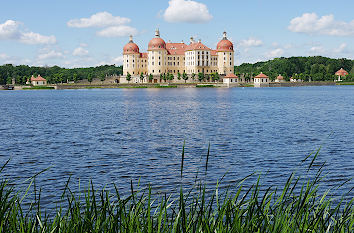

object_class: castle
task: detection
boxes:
[122,29,234,79]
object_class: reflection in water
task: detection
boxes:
[0,86,353,211]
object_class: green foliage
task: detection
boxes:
[0,147,353,232]
[126,72,131,82]
[177,72,181,80]
[0,64,123,85]
[235,56,354,81]
[140,72,144,82]
[191,73,196,81]
[87,73,93,83]
[148,74,153,82]
[198,72,204,82]
[182,72,188,83]
[22,86,55,90]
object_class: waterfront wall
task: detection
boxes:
[270,82,335,87]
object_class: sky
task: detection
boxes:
[0,0,353,68]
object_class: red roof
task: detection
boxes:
[335,68,348,76]
[166,43,187,55]
[148,37,166,50]
[123,42,140,54]
[211,50,217,56]
[140,53,148,58]
[185,42,211,51]
[255,72,268,78]
[31,75,46,81]
[217,39,233,52]
[224,73,238,78]
[276,75,284,80]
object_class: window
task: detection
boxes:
[159,62,161,65]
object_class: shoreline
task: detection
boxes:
[2,81,349,90]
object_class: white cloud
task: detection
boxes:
[0,53,8,60]
[289,13,354,36]
[0,20,56,44]
[239,37,263,47]
[72,47,89,56]
[0,20,21,39]
[163,0,213,23]
[20,32,56,44]
[334,43,347,53]
[265,48,284,58]
[37,49,64,60]
[67,12,130,28]
[309,46,325,54]
[95,56,124,67]
[96,25,138,37]
[112,56,124,65]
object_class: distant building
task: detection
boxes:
[289,77,296,82]
[254,72,269,87]
[31,75,47,86]
[275,74,285,83]
[223,73,239,87]
[122,29,234,83]
[335,68,348,81]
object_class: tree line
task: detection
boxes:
[1,56,354,85]
[0,64,123,85]
[235,56,354,81]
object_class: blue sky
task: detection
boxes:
[0,0,353,67]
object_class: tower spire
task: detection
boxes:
[155,28,160,37]
[223,31,227,40]
[129,35,133,42]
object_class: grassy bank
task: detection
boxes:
[336,82,354,85]
[22,86,55,90]
[0,148,353,232]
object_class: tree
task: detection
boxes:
[87,73,93,84]
[191,73,196,81]
[126,72,131,83]
[169,73,174,82]
[140,72,144,83]
[148,74,153,83]
[182,72,188,83]
[73,73,78,83]
[214,72,220,82]
[198,72,204,82]
[163,73,168,82]
[177,72,181,81]
[100,74,105,84]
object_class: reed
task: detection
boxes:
[0,146,353,232]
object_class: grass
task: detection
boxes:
[22,86,55,90]
[196,84,216,88]
[0,147,353,232]
[336,82,354,85]
[154,84,178,88]
[239,83,254,87]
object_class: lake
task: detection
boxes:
[0,86,353,210]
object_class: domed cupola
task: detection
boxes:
[123,35,140,54]
[148,29,166,50]
[216,31,233,52]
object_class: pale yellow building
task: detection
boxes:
[30,75,47,86]
[122,29,234,83]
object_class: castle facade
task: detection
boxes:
[122,30,234,77]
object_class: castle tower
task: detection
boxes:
[216,32,234,75]
[147,29,167,75]
[123,35,140,76]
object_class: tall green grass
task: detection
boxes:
[0,146,353,232]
